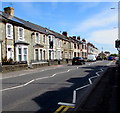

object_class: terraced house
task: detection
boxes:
[87,42,99,57]
[0,7,64,66]
[0,7,98,68]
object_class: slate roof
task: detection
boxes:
[0,11,70,41]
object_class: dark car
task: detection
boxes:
[72,57,85,65]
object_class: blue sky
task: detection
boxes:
[1,2,119,54]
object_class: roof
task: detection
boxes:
[0,10,88,45]
[0,11,70,41]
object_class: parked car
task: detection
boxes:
[72,57,85,65]
[107,56,116,60]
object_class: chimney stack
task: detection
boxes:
[4,7,14,16]
[62,32,67,37]
[73,36,76,39]
[77,36,80,40]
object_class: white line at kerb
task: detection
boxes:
[72,68,104,103]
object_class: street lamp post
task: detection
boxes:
[111,2,120,67]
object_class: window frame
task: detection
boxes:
[18,27,24,41]
[35,32,39,43]
[6,23,13,39]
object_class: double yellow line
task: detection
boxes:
[54,105,75,113]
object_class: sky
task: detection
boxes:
[1,1,119,54]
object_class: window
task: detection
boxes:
[35,33,39,43]
[40,49,42,61]
[18,27,24,40]
[23,48,27,61]
[43,50,45,61]
[49,36,51,43]
[6,23,13,39]
[49,50,51,60]
[35,49,39,61]
[18,48,22,61]
[74,44,76,49]
[43,35,46,43]
[58,40,61,47]
[7,46,13,60]
[74,52,76,57]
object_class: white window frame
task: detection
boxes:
[43,34,46,43]
[7,45,14,60]
[34,48,39,61]
[35,32,39,43]
[43,49,46,60]
[16,45,28,62]
[18,47,22,61]
[6,23,13,39]
[18,27,24,41]
[23,48,27,61]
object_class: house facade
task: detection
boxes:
[0,7,99,66]
[81,39,87,59]
[0,40,2,63]
[87,42,99,57]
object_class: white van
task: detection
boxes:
[87,55,96,62]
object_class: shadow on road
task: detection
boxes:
[32,65,109,113]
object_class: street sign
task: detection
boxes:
[115,40,120,48]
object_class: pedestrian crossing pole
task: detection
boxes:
[118,1,120,68]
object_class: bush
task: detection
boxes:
[2,57,14,65]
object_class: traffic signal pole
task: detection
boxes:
[118,1,120,68]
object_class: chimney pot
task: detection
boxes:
[62,32,67,37]
[4,7,14,16]
[73,36,76,39]
[77,36,80,40]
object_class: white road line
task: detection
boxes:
[1,67,59,80]
[1,61,101,92]
[1,66,79,92]
[72,68,104,103]
[58,61,113,105]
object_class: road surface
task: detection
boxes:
[1,60,114,113]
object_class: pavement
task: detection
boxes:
[74,65,120,113]
[1,64,66,79]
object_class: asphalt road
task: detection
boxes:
[1,60,114,113]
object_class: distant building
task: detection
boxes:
[104,51,111,57]
[87,42,99,57]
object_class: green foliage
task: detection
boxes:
[110,54,118,57]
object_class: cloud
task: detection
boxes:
[88,28,118,45]
[70,8,118,35]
